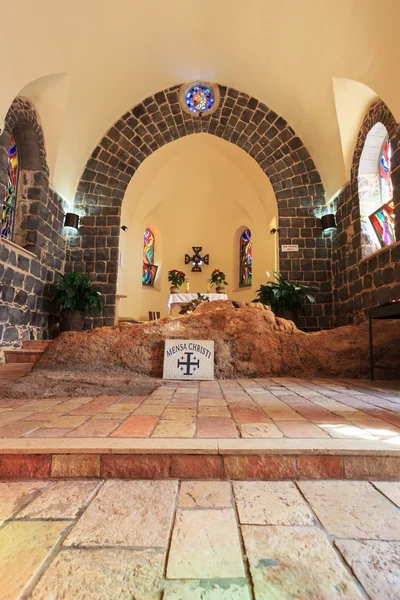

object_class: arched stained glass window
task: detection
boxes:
[1,135,19,241]
[380,139,393,205]
[239,228,252,287]
[142,228,158,286]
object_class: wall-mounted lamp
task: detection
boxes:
[270,228,280,235]
[121,225,128,232]
[321,213,337,233]
[64,213,79,230]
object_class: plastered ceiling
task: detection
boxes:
[3,0,400,202]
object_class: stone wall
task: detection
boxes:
[68,84,332,331]
[332,99,400,326]
[0,98,67,352]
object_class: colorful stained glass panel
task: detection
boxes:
[143,228,155,264]
[240,228,253,287]
[142,263,158,286]
[185,84,214,114]
[1,135,18,240]
[380,139,393,205]
[369,201,395,248]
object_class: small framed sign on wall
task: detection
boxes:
[281,244,299,252]
[163,339,214,380]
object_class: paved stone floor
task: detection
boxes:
[0,478,398,599]
[0,376,400,441]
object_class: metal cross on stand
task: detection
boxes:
[184,247,209,272]
[177,352,200,376]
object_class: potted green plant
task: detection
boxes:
[52,271,103,332]
[168,269,186,293]
[253,272,319,322]
[209,269,229,293]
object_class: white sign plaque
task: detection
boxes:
[163,339,214,380]
[281,244,299,252]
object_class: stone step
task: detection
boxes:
[4,349,44,364]
[22,340,51,351]
[0,439,398,480]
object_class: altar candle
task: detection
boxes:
[207,281,211,293]
[186,279,190,293]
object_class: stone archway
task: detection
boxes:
[68,84,331,331]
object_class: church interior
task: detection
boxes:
[0,1,400,598]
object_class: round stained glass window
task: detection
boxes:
[185,84,215,114]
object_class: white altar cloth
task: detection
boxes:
[167,293,228,314]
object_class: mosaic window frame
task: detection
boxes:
[142,228,158,286]
[1,135,19,241]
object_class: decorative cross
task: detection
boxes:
[185,246,209,272]
[177,352,200,376]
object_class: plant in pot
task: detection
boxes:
[168,269,186,293]
[209,269,229,293]
[253,271,319,322]
[52,271,103,332]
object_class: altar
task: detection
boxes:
[167,293,228,315]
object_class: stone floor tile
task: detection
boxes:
[197,417,239,438]
[133,404,166,416]
[167,509,245,579]
[31,548,165,600]
[110,415,158,437]
[100,403,136,415]
[373,481,400,507]
[277,420,330,438]
[298,480,400,539]
[0,520,67,600]
[19,481,100,519]
[0,481,46,525]
[64,480,177,548]
[65,418,118,437]
[336,539,400,600]
[242,525,363,599]
[163,580,251,599]
[0,410,38,424]
[0,420,45,437]
[25,428,71,437]
[178,481,232,508]
[239,423,283,438]
[152,419,195,438]
[233,481,314,525]
[42,415,88,429]
[198,399,227,406]
[198,407,231,418]
[163,409,196,420]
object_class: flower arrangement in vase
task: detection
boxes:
[209,269,229,293]
[168,269,186,293]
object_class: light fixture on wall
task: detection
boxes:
[121,225,128,231]
[270,228,280,235]
[64,213,79,230]
[321,213,337,233]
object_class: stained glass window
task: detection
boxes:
[142,228,157,286]
[369,200,395,248]
[1,135,19,241]
[185,84,214,114]
[380,139,393,205]
[240,229,252,287]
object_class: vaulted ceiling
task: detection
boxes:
[3,0,400,202]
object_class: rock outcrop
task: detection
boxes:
[35,301,400,379]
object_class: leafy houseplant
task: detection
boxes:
[168,269,186,293]
[253,272,319,322]
[209,269,229,293]
[52,271,103,332]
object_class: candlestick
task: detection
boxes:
[186,279,190,293]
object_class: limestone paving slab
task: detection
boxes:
[373,481,400,507]
[298,480,400,539]
[30,548,165,600]
[0,481,47,525]
[233,481,314,525]
[242,525,363,599]
[64,480,178,548]
[18,480,100,519]
[163,580,251,599]
[178,481,232,508]
[167,509,245,579]
[335,539,400,600]
[0,520,68,600]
